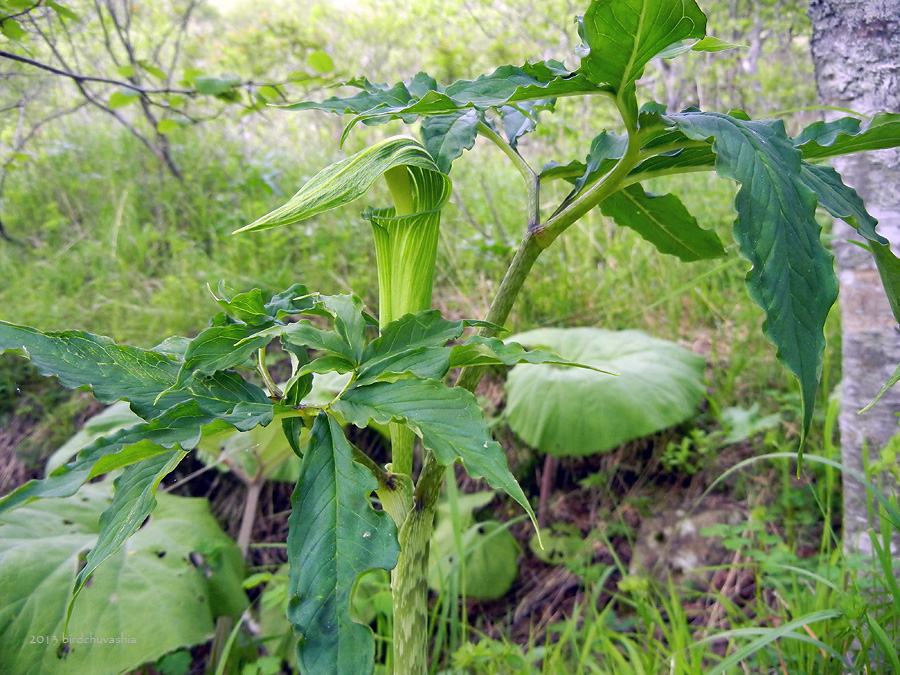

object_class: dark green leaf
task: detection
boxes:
[669,111,839,444]
[420,110,479,173]
[319,294,368,364]
[287,414,399,674]
[578,0,707,117]
[171,322,275,391]
[285,62,608,136]
[0,322,269,420]
[795,161,900,325]
[499,99,554,149]
[574,130,628,193]
[264,283,318,319]
[69,450,187,621]
[0,401,216,515]
[333,380,536,529]
[356,310,466,384]
[795,113,900,161]
[600,184,725,261]
[448,335,611,371]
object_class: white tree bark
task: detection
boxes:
[808,0,900,554]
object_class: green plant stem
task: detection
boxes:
[477,121,540,228]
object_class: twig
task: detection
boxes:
[0,49,195,95]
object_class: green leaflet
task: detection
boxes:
[0,401,217,515]
[578,0,707,119]
[499,99,555,149]
[600,184,725,261]
[170,322,275,391]
[282,61,607,131]
[796,161,900,326]
[794,112,900,161]
[669,111,839,447]
[68,449,187,626]
[332,380,537,531]
[212,282,317,324]
[448,335,611,372]
[356,310,466,384]
[233,136,449,235]
[286,414,399,675]
[0,321,270,420]
[420,110,479,173]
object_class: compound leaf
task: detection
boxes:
[333,380,536,530]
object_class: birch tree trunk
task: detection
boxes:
[807,0,900,554]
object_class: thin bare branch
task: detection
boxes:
[0,49,194,95]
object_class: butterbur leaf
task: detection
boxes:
[504,328,706,456]
[600,184,726,261]
[68,450,187,625]
[287,414,399,674]
[578,0,707,118]
[333,380,538,531]
[0,485,247,675]
[668,111,839,446]
[420,110,479,173]
[794,113,900,161]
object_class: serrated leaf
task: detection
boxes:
[668,111,839,444]
[505,328,705,456]
[356,310,465,384]
[0,321,270,420]
[0,485,246,675]
[333,380,536,529]
[794,113,900,161]
[499,99,554,149]
[286,414,399,674]
[170,322,275,391]
[284,62,608,136]
[448,335,611,371]
[194,75,241,95]
[234,136,449,234]
[797,161,900,324]
[69,450,187,622]
[578,0,707,117]
[600,184,725,261]
[420,110,479,173]
[108,89,140,109]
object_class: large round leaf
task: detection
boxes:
[504,328,706,456]
[0,484,247,675]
